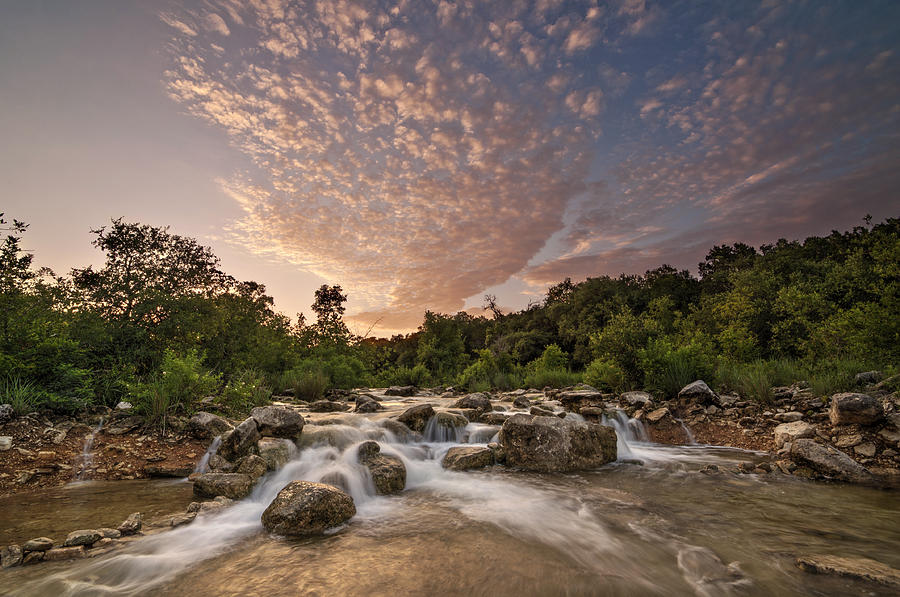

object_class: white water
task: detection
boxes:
[193,436,222,475]
[74,417,105,481]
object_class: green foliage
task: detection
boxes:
[416,311,469,381]
[457,349,501,392]
[1,377,43,415]
[220,369,273,413]
[523,368,580,390]
[640,337,715,398]
[131,350,220,427]
[583,358,627,393]
[373,364,432,388]
[294,370,328,401]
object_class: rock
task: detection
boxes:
[357,441,406,495]
[63,530,102,547]
[829,393,883,426]
[144,463,193,478]
[261,481,356,536]
[0,436,11,451]
[105,415,143,435]
[834,432,863,448]
[257,438,292,470]
[431,411,468,430]
[1,544,23,568]
[557,390,604,411]
[235,454,269,481]
[678,381,719,405]
[117,512,142,536]
[22,537,54,552]
[442,446,494,470]
[309,400,348,413]
[797,555,900,587]
[645,407,671,424]
[499,414,617,472]
[579,406,605,417]
[774,421,816,449]
[480,412,511,425]
[774,411,803,423]
[397,403,435,433]
[384,385,417,397]
[250,406,304,438]
[168,512,197,527]
[790,439,873,484]
[0,403,13,424]
[878,428,900,444]
[188,412,234,439]
[621,391,652,408]
[22,551,44,565]
[453,393,492,413]
[115,401,133,410]
[530,406,556,417]
[218,418,260,461]
[487,441,506,464]
[98,528,121,539]
[353,394,383,413]
[193,472,254,499]
[855,371,882,386]
[512,396,532,408]
[44,546,87,561]
[854,443,877,458]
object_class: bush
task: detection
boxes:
[295,370,328,401]
[583,358,626,393]
[131,349,220,428]
[804,358,870,397]
[523,368,581,390]
[1,377,43,415]
[221,369,272,413]
[640,337,714,398]
[457,349,500,392]
[373,364,431,388]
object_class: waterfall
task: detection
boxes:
[74,417,105,481]
[601,410,649,459]
[422,415,466,443]
[675,419,697,445]
[193,436,222,474]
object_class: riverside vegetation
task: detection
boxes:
[1,213,899,594]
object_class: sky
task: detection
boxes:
[2,0,898,335]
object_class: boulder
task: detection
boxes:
[309,400,348,413]
[193,472,254,500]
[251,406,304,438]
[397,403,435,433]
[22,537,54,552]
[453,393,492,413]
[187,412,233,439]
[357,441,406,495]
[645,407,671,424]
[829,393,883,426]
[117,512,142,536]
[1,544,23,568]
[774,411,803,423]
[530,406,556,417]
[261,481,356,536]
[98,528,121,539]
[790,439,873,484]
[579,406,605,417]
[0,403,14,424]
[854,371,882,386]
[257,438,293,470]
[678,381,719,405]
[621,391,653,408]
[235,454,269,481]
[557,390,604,412]
[442,446,494,471]
[63,530,101,548]
[218,418,260,461]
[353,394,383,413]
[797,555,900,587]
[774,421,816,449]
[480,412,511,425]
[512,396,532,409]
[384,385,417,397]
[499,414,617,472]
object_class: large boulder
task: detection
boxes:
[193,472,254,499]
[250,406,304,438]
[397,403,435,433]
[452,393,492,413]
[774,421,816,449]
[353,394,383,413]
[442,446,494,471]
[829,393,883,426]
[499,414,617,472]
[678,381,719,405]
[384,385,417,397]
[257,438,293,470]
[218,418,260,461]
[790,439,873,484]
[261,481,356,536]
[187,412,233,439]
[357,441,406,495]
[557,390,604,412]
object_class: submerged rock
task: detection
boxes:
[218,418,260,461]
[829,393,883,426]
[797,555,900,587]
[262,481,356,536]
[251,406,304,438]
[117,512,142,536]
[499,414,617,472]
[442,446,494,471]
[790,439,873,484]
[357,441,406,495]
[193,472,254,499]
[678,380,719,405]
[187,412,233,439]
[397,403,435,433]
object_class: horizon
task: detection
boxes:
[3,0,898,335]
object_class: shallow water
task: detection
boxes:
[3,400,899,596]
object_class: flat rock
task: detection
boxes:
[790,439,873,484]
[309,400,348,413]
[44,546,86,561]
[442,446,494,471]
[251,406,304,438]
[499,414,617,472]
[774,421,816,449]
[646,407,671,424]
[261,481,356,536]
[22,537,54,552]
[193,472,254,499]
[144,463,193,478]
[384,385,417,397]
[829,393,883,426]
[797,555,900,587]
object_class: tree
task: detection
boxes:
[310,284,351,346]
[0,213,36,346]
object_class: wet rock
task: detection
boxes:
[63,530,101,547]
[22,537,54,552]
[397,403,435,433]
[187,412,234,439]
[512,396,532,409]
[453,393,493,413]
[168,512,197,527]
[98,528,121,539]
[208,454,234,472]
[357,441,406,495]
[442,446,494,470]
[44,546,86,561]
[218,418,260,461]
[378,418,419,442]
[433,411,468,429]
[678,380,719,405]
[0,436,11,451]
[530,406,556,417]
[557,390,604,411]
[855,371,882,386]
[251,406,304,438]
[487,441,506,464]
[309,400,348,413]
[645,407,671,424]
[384,385,417,397]
[144,463,193,478]
[0,403,13,424]
[579,406,605,417]
[261,481,356,536]
[353,394,383,413]
[1,544,23,568]
[235,454,269,481]
[790,439,873,484]
[258,438,292,470]
[499,414,617,472]
[193,472,254,499]
[797,555,900,587]
[117,512,142,536]
[621,391,652,408]
[774,421,816,449]
[480,412,512,425]
[829,393,883,426]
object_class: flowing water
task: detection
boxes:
[3,397,899,596]
[74,417,105,481]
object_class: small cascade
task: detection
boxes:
[74,417,105,481]
[675,419,696,445]
[601,410,649,459]
[193,436,222,474]
[461,422,500,444]
[423,415,466,443]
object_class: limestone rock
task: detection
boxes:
[499,414,617,472]
[218,418,260,461]
[557,390,604,411]
[513,396,532,409]
[251,406,304,438]
[0,436,11,451]
[309,400,348,413]
[797,555,900,587]
[117,512,142,536]
[353,394,383,413]
[384,385,417,397]
[63,530,101,547]
[44,546,86,561]
[257,438,293,470]
[235,454,269,481]
[144,463,193,478]
[452,393,492,413]
[261,481,356,536]
[22,537,54,552]
[442,446,494,471]
[193,472,254,499]
[621,391,652,408]
[854,371,882,386]
[357,441,406,495]
[397,403,435,433]
[0,403,13,425]
[1,545,23,568]
[646,407,671,424]
[678,381,719,405]
[829,393,883,426]
[774,421,816,449]
[790,439,873,484]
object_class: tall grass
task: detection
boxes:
[1,377,43,415]
[295,370,329,401]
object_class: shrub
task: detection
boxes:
[295,370,328,401]
[640,337,714,398]
[373,364,432,388]
[804,358,870,397]
[1,377,43,415]
[523,368,581,390]
[221,369,273,413]
[131,349,220,428]
[583,358,626,393]
[457,349,500,392]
